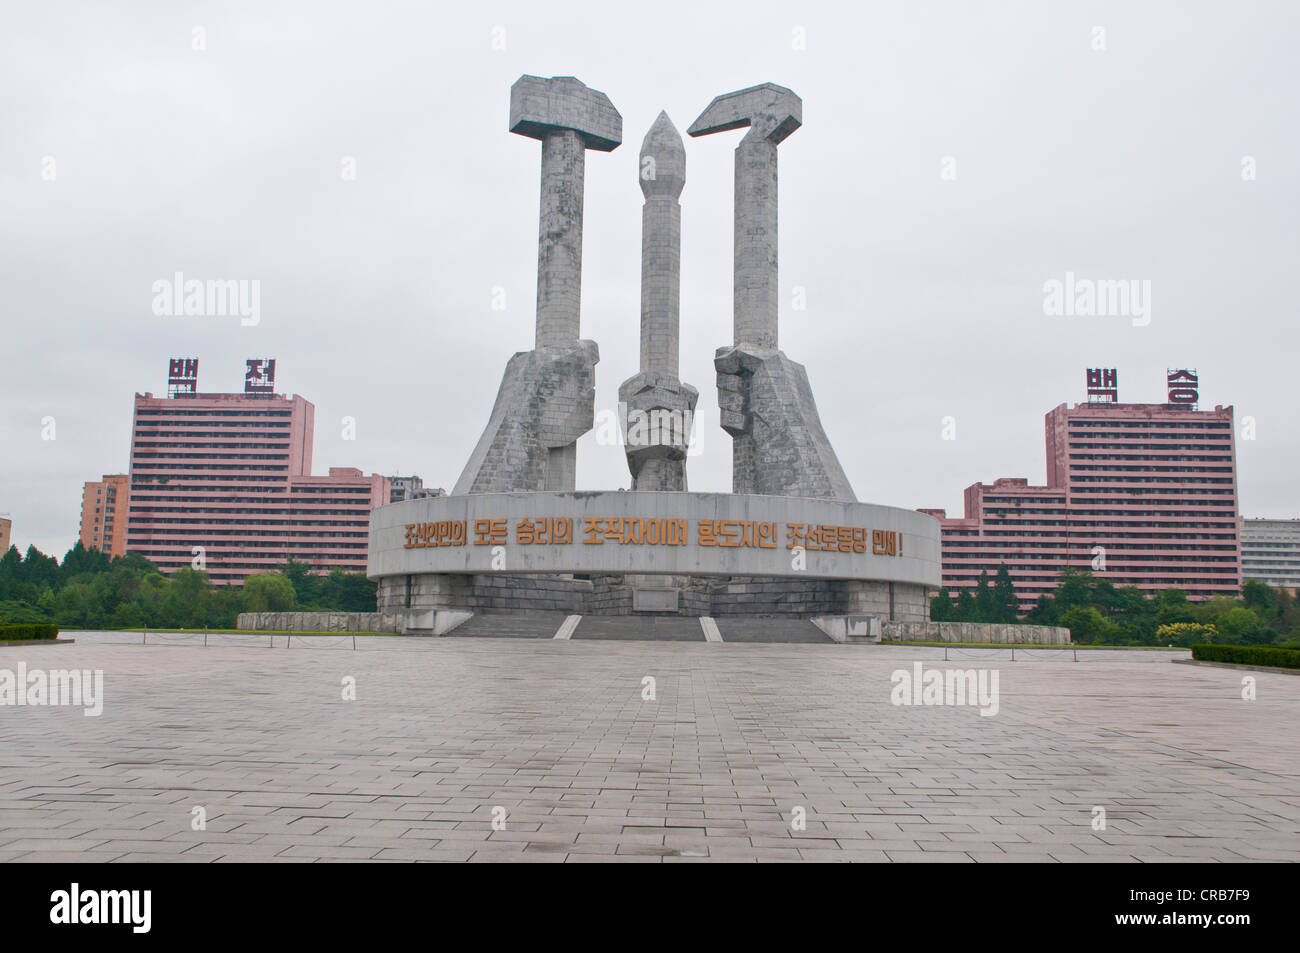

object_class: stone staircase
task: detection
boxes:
[713,618,833,643]
[572,617,706,641]
[448,611,570,638]
[442,613,839,643]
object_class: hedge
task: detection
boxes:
[1191,644,1300,670]
[0,623,60,641]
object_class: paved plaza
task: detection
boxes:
[2,633,1298,862]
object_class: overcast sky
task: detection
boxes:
[3,1,1297,557]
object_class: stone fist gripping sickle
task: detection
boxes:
[454,76,621,494]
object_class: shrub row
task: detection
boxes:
[0,623,60,641]
[1192,644,1300,670]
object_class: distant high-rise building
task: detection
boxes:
[923,398,1241,611]
[124,385,389,585]
[1240,518,1300,592]
[389,475,421,502]
[388,475,445,503]
[79,474,129,556]
[0,516,11,554]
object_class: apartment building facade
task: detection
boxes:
[79,474,130,556]
[923,387,1241,611]
[1240,518,1300,591]
[123,386,389,585]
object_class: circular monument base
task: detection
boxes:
[376,571,931,621]
[368,490,940,627]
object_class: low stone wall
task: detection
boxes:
[884,622,1071,645]
[378,573,591,614]
[587,575,635,615]
[236,612,402,633]
[707,576,842,615]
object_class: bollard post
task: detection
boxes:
[353,634,357,651]
[204,626,208,647]
[142,626,147,646]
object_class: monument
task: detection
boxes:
[452,76,618,494]
[618,111,698,492]
[689,84,856,501]
[369,76,940,635]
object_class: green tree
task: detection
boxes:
[1156,588,1195,627]
[1059,606,1114,644]
[58,541,110,585]
[1024,594,1058,625]
[53,584,91,628]
[279,558,322,607]
[21,545,59,590]
[1241,579,1277,616]
[0,599,53,624]
[318,569,378,612]
[242,573,296,612]
[1274,588,1300,640]
[109,601,146,628]
[973,571,995,621]
[0,545,21,580]
[161,567,212,627]
[992,565,1019,622]
[930,588,954,621]
[1215,606,1266,644]
[1054,568,1095,613]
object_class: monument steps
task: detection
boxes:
[448,611,570,639]
[714,618,833,644]
[441,612,846,643]
[572,617,706,641]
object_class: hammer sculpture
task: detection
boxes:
[454,76,621,494]
[689,84,857,501]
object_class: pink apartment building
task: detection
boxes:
[922,401,1241,612]
[125,391,389,585]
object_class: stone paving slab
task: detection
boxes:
[0,634,1295,862]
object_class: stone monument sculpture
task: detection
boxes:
[688,84,856,501]
[370,75,939,634]
[453,76,622,494]
[618,112,698,491]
